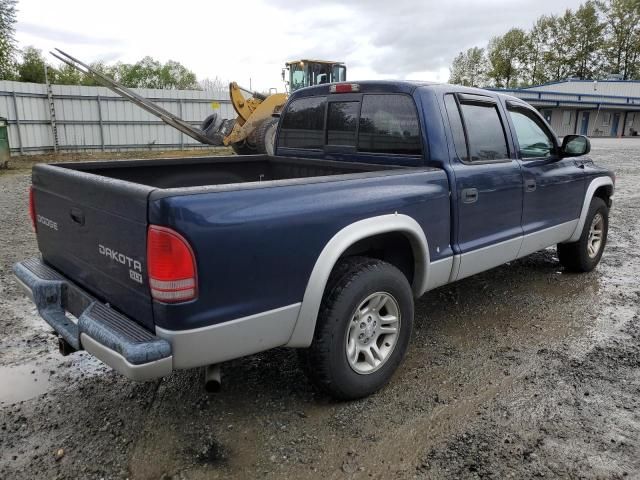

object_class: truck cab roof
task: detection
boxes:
[289,80,520,105]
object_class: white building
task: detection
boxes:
[495,79,640,138]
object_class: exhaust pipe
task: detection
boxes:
[204,364,222,393]
[58,336,76,356]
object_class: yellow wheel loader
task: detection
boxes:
[52,50,346,156]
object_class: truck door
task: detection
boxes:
[443,93,524,280]
[505,103,585,257]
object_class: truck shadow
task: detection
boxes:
[0,247,604,480]
[123,247,603,478]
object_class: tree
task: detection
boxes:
[572,1,605,78]
[45,56,201,89]
[487,28,528,87]
[17,46,48,83]
[54,63,85,85]
[449,47,489,87]
[601,0,640,79]
[524,15,555,85]
[158,60,198,89]
[200,76,227,93]
[99,57,199,89]
[544,12,577,82]
[0,0,17,80]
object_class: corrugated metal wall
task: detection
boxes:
[526,80,640,98]
[0,81,235,155]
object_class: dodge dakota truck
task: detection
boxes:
[14,81,614,400]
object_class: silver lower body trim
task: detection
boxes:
[454,220,579,282]
[517,220,578,259]
[425,256,454,291]
[156,303,301,370]
[456,236,522,281]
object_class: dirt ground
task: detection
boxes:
[0,139,638,479]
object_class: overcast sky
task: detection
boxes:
[16,0,584,91]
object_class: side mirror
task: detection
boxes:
[561,135,590,157]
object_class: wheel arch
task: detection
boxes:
[566,176,614,243]
[285,214,429,348]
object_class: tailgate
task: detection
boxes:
[32,163,155,330]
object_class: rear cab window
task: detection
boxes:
[327,101,359,146]
[358,95,421,155]
[278,97,326,149]
[277,91,422,157]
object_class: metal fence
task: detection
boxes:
[0,81,235,155]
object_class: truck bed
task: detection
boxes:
[57,155,401,189]
[30,154,418,332]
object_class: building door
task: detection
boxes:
[580,112,590,135]
[611,113,620,137]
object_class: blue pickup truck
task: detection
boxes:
[14,81,614,399]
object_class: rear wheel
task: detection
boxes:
[557,197,608,272]
[299,257,414,400]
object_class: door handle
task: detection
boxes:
[461,188,478,204]
[525,179,536,192]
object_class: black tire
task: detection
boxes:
[299,257,414,400]
[557,197,608,272]
[230,140,257,155]
[200,113,218,132]
[255,118,278,155]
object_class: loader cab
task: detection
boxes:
[283,60,346,92]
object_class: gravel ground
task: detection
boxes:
[0,139,638,479]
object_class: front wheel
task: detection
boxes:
[255,118,278,156]
[230,140,257,155]
[557,197,609,272]
[299,257,414,400]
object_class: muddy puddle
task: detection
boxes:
[0,352,109,406]
[0,361,52,405]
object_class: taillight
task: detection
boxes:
[147,225,197,303]
[29,186,36,231]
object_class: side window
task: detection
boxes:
[444,94,468,161]
[459,102,509,161]
[278,96,326,149]
[327,101,359,146]
[357,94,421,155]
[508,109,555,159]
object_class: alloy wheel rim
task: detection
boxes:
[345,292,401,374]
[587,213,604,259]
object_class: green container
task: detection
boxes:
[0,117,9,168]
